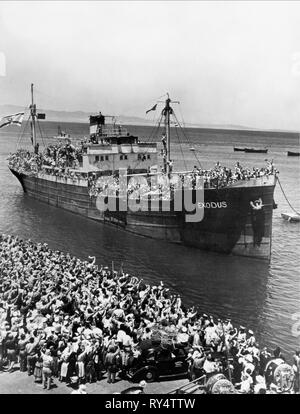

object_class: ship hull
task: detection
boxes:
[10,169,276,260]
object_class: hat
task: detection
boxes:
[245,354,253,363]
[256,375,265,384]
[70,376,79,384]
[181,326,187,333]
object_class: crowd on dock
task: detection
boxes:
[0,234,298,394]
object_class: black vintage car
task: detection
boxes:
[127,344,189,383]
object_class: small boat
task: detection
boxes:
[189,147,195,151]
[244,148,268,154]
[234,147,246,152]
[281,213,300,222]
[287,151,300,156]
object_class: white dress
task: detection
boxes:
[60,352,70,378]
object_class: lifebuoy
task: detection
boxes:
[206,374,236,394]
[264,359,294,392]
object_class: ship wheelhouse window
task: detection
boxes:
[120,155,123,160]
[100,156,104,161]
[137,154,141,160]
[105,155,109,161]
[147,154,150,159]
[124,155,128,160]
[95,155,99,162]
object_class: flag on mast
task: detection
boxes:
[146,104,157,114]
[0,112,24,128]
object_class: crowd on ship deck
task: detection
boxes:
[7,142,85,180]
[87,160,277,198]
[8,139,277,198]
[0,234,298,394]
[189,160,277,189]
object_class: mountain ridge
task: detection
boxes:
[0,104,299,134]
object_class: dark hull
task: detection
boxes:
[10,169,276,260]
[287,151,300,156]
[233,147,245,152]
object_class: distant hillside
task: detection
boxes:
[1,104,299,135]
[0,104,154,125]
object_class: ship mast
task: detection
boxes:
[30,83,37,147]
[162,94,178,176]
[162,94,172,176]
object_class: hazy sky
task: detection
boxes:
[0,1,299,130]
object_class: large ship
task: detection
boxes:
[8,85,277,260]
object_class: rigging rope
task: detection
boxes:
[130,112,163,171]
[37,119,46,148]
[177,103,186,129]
[172,111,203,169]
[172,115,188,171]
[148,111,163,142]
[177,103,212,165]
[277,176,300,216]
[16,114,31,150]
[15,106,30,147]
